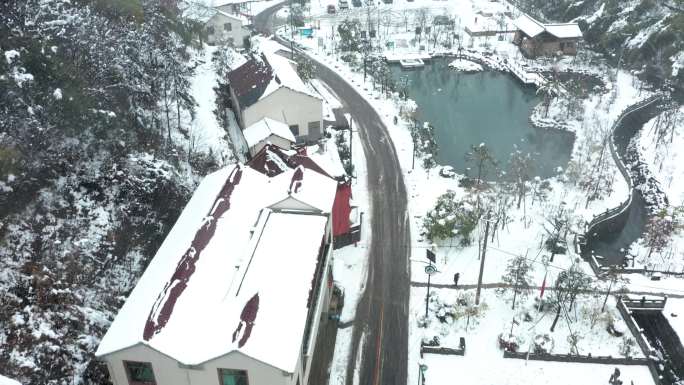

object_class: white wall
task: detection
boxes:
[206,13,247,47]
[249,134,293,156]
[244,88,323,143]
[102,344,290,385]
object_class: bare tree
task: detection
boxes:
[498,254,534,309]
[466,143,498,212]
[550,263,592,332]
[507,149,534,209]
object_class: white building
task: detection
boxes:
[227,51,323,144]
[205,9,250,47]
[95,163,339,385]
[244,117,296,156]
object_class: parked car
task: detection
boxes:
[351,0,362,7]
[338,0,349,10]
[382,0,392,3]
[327,4,336,13]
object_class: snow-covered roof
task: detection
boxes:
[260,49,320,101]
[181,3,248,24]
[514,14,582,39]
[213,9,250,24]
[96,165,338,372]
[244,118,295,147]
[513,14,545,37]
[0,375,21,385]
[545,23,583,39]
[228,46,320,110]
[215,0,255,5]
[309,139,347,179]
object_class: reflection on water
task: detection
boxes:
[391,59,574,179]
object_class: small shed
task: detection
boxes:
[513,14,582,58]
[244,118,296,156]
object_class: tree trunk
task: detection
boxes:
[550,305,562,332]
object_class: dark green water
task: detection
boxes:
[391,59,574,179]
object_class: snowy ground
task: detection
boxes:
[409,289,653,385]
[328,113,372,385]
[448,58,483,72]
[418,349,652,385]
[186,45,234,162]
[628,106,684,273]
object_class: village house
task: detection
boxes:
[214,0,253,16]
[205,9,250,47]
[243,117,296,156]
[95,155,352,385]
[512,13,582,58]
[227,51,323,145]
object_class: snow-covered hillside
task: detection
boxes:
[521,0,683,93]
[0,1,239,383]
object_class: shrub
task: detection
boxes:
[422,191,478,244]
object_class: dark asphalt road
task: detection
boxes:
[254,6,411,385]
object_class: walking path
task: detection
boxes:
[410,281,684,298]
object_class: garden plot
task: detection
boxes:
[412,288,642,359]
[409,288,653,385]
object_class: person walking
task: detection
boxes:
[453,272,460,288]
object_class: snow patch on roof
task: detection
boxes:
[244,118,296,147]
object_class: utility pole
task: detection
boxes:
[425,248,437,318]
[289,0,295,59]
[601,267,616,312]
[475,212,491,305]
[349,118,353,169]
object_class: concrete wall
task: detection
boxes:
[206,13,248,47]
[249,134,293,157]
[243,88,323,144]
[102,344,290,385]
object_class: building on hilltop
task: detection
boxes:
[513,14,582,58]
[95,161,341,385]
[227,52,323,145]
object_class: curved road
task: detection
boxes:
[255,5,410,385]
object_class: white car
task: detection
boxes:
[338,0,349,10]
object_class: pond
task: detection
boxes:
[390,59,574,179]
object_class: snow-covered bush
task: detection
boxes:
[498,332,524,352]
[533,333,555,354]
[422,191,478,244]
[607,319,627,337]
[619,336,637,358]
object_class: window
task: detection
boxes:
[224,23,232,31]
[124,361,156,385]
[289,124,300,136]
[207,26,215,35]
[218,369,249,385]
[308,121,321,135]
